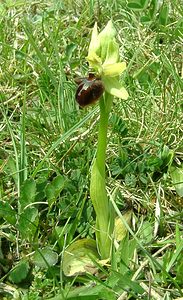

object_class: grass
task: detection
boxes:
[0,0,183,299]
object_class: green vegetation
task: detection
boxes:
[0,0,183,299]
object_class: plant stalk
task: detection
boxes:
[90,93,114,259]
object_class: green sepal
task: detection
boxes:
[102,77,129,99]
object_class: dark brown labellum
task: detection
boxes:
[75,73,104,107]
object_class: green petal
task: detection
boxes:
[103,62,126,77]
[88,22,100,55]
[102,77,129,99]
[98,20,116,40]
[103,39,119,65]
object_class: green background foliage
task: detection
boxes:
[0,0,182,299]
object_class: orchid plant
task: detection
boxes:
[88,20,128,259]
[63,20,129,276]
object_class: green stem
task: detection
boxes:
[90,93,114,259]
[96,97,110,176]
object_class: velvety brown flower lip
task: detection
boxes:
[75,74,104,107]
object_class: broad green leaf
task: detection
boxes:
[90,159,112,258]
[170,166,183,197]
[90,159,108,216]
[63,239,99,276]
[33,247,58,268]
[18,207,38,240]
[138,221,153,244]
[127,0,149,10]
[140,15,152,24]
[159,4,169,26]
[20,178,36,211]
[45,175,65,207]
[0,200,16,225]
[9,261,30,283]
[52,175,65,192]
[45,183,55,205]
[127,1,143,10]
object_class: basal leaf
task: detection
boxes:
[33,247,58,268]
[20,178,36,211]
[63,239,99,276]
[0,200,16,225]
[9,261,30,283]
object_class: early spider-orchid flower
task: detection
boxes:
[86,20,128,101]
